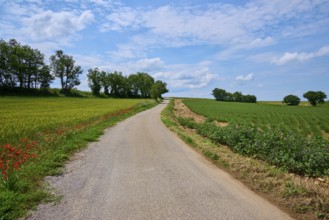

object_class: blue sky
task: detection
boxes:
[1,0,328,100]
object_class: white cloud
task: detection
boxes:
[103,7,142,31]
[20,10,94,42]
[101,0,328,60]
[271,45,329,65]
[236,73,255,81]
[71,53,217,91]
[153,62,217,89]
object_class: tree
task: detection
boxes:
[232,91,243,102]
[0,39,16,88]
[136,72,154,98]
[128,74,141,97]
[283,95,300,106]
[100,71,111,96]
[212,88,257,103]
[87,68,102,96]
[303,91,327,106]
[107,71,128,97]
[0,39,51,89]
[50,50,82,93]
[212,88,227,101]
[36,65,54,89]
[150,80,168,101]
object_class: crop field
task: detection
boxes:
[0,97,152,145]
[183,99,329,137]
[0,96,155,219]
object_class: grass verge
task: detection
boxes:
[0,100,157,220]
[161,99,329,220]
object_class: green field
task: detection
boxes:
[0,97,153,145]
[183,99,329,137]
[0,96,155,220]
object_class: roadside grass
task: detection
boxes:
[161,99,329,220]
[0,97,157,220]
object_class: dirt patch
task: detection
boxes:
[174,99,206,123]
[174,99,228,127]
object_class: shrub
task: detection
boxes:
[282,95,300,106]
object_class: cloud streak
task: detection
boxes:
[272,45,329,65]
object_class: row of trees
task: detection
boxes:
[0,39,168,99]
[0,39,83,93]
[87,69,168,100]
[212,88,257,103]
[0,39,54,89]
[283,91,327,106]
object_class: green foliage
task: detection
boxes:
[303,91,327,106]
[49,50,82,93]
[183,99,329,137]
[192,122,329,176]
[212,88,256,103]
[0,39,53,89]
[283,94,300,106]
[1,39,168,99]
[88,70,168,99]
[150,80,168,101]
[87,68,102,96]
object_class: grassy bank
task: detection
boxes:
[0,96,157,219]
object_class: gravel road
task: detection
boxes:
[27,100,293,220]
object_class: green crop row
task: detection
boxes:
[183,99,329,137]
[177,116,329,177]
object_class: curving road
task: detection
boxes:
[28,100,293,220]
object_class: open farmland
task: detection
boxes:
[183,99,329,137]
[0,97,153,145]
[0,96,155,220]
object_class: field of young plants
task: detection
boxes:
[178,99,329,177]
[0,96,155,219]
[183,99,329,137]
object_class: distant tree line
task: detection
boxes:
[212,88,257,103]
[283,91,327,106]
[0,39,168,99]
[87,68,168,100]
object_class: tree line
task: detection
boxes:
[0,39,54,89]
[0,39,168,99]
[87,68,168,99]
[283,91,327,106]
[212,88,257,103]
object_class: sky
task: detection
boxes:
[0,0,329,100]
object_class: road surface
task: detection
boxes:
[28,100,292,220]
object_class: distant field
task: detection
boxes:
[183,99,329,137]
[0,97,152,145]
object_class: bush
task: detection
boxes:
[283,95,300,106]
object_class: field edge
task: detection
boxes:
[161,98,329,220]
